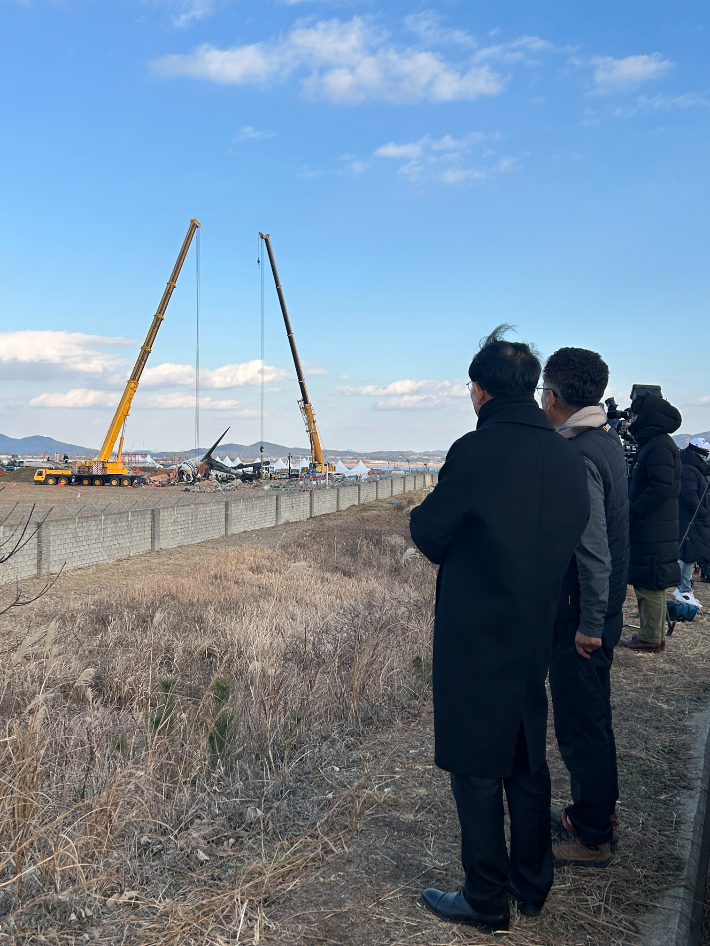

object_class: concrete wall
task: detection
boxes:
[0,521,39,583]
[338,485,359,511]
[0,473,440,584]
[228,495,278,535]
[278,492,311,525]
[312,490,338,516]
[358,482,377,504]
[376,479,393,499]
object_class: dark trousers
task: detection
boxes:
[549,614,621,847]
[450,726,553,917]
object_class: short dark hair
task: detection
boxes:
[543,348,609,408]
[468,324,541,396]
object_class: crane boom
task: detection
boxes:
[259,232,326,469]
[98,218,201,462]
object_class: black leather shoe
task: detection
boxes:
[508,882,544,917]
[420,888,509,932]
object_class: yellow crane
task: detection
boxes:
[259,232,333,474]
[35,219,201,487]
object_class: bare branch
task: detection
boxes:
[0,563,65,617]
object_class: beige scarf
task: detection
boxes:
[557,404,608,440]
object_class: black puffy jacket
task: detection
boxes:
[679,447,710,565]
[627,394,682,589]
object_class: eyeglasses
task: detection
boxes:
[466,381,473,391]
[535,385,558,397]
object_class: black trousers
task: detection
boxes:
[548,614,621,847]
[450,726,553,917]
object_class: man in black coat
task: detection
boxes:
[541,348,629,869]
[409,326,589,933]
[620,392,682,652]
[675,438,710,602]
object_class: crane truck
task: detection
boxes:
[259,233,334,475]
[34,219,200,487]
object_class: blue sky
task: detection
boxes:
[1,0,708,452]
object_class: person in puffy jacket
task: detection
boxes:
[620,392,682,652]
[675,438,710,603]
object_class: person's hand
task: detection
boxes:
[575,631,602,659]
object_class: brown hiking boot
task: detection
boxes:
[552,824,612,868]
[550,805,619,852]
[619,633,664,652]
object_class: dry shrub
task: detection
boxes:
[0,499,434,935]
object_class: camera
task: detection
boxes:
[605,385,663,470]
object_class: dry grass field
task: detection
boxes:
[1,492,709,945]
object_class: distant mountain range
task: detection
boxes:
[164,442,447,461]
[5,429,709,460]
[674,431,710,448]
[0,433,446,461]
[0,433,97,455]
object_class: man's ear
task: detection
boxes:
[473,381,487,404]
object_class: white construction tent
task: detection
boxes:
[334,460,351,475]
[349,460,370,479]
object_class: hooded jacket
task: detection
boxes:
[679,447,710,565]
[627,393,682,589]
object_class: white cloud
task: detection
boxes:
[233,125,277,143]
[145,393,248,411]
[335,379,467,397]
[169,0,215,28]
[634,91,710,110]
[375,141,424,159]
[333,378,470,410]
[591,54,673,93]
[403,11,477,48]
[153,17,506,104]
[374,132,519,185]
[0,330,134,376]
[141,359,290,388]
[471,35,556,65]
[28,388,253,412]
[30,389,121,409]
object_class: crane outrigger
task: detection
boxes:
[259,232,333,474]
[34,219,200,486]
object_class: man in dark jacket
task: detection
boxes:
[620,392,682,652]
[541,348,629,869]
[675,438,710,603]
[410,326,589,933]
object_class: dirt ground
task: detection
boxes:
[0,467,267,521]
[1,497,710,945]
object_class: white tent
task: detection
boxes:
[334,460,350,475]
[350,460,370,479]
[232,456,244,466]
[219,455,233,467]
[298,457,310,470]
[271,457,289,471]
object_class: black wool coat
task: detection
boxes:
[628,394,682,590]
[409,396,589,779]
[679,447,710,565]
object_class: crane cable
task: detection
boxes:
[195,226,201,461]
[258,233,265,447]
